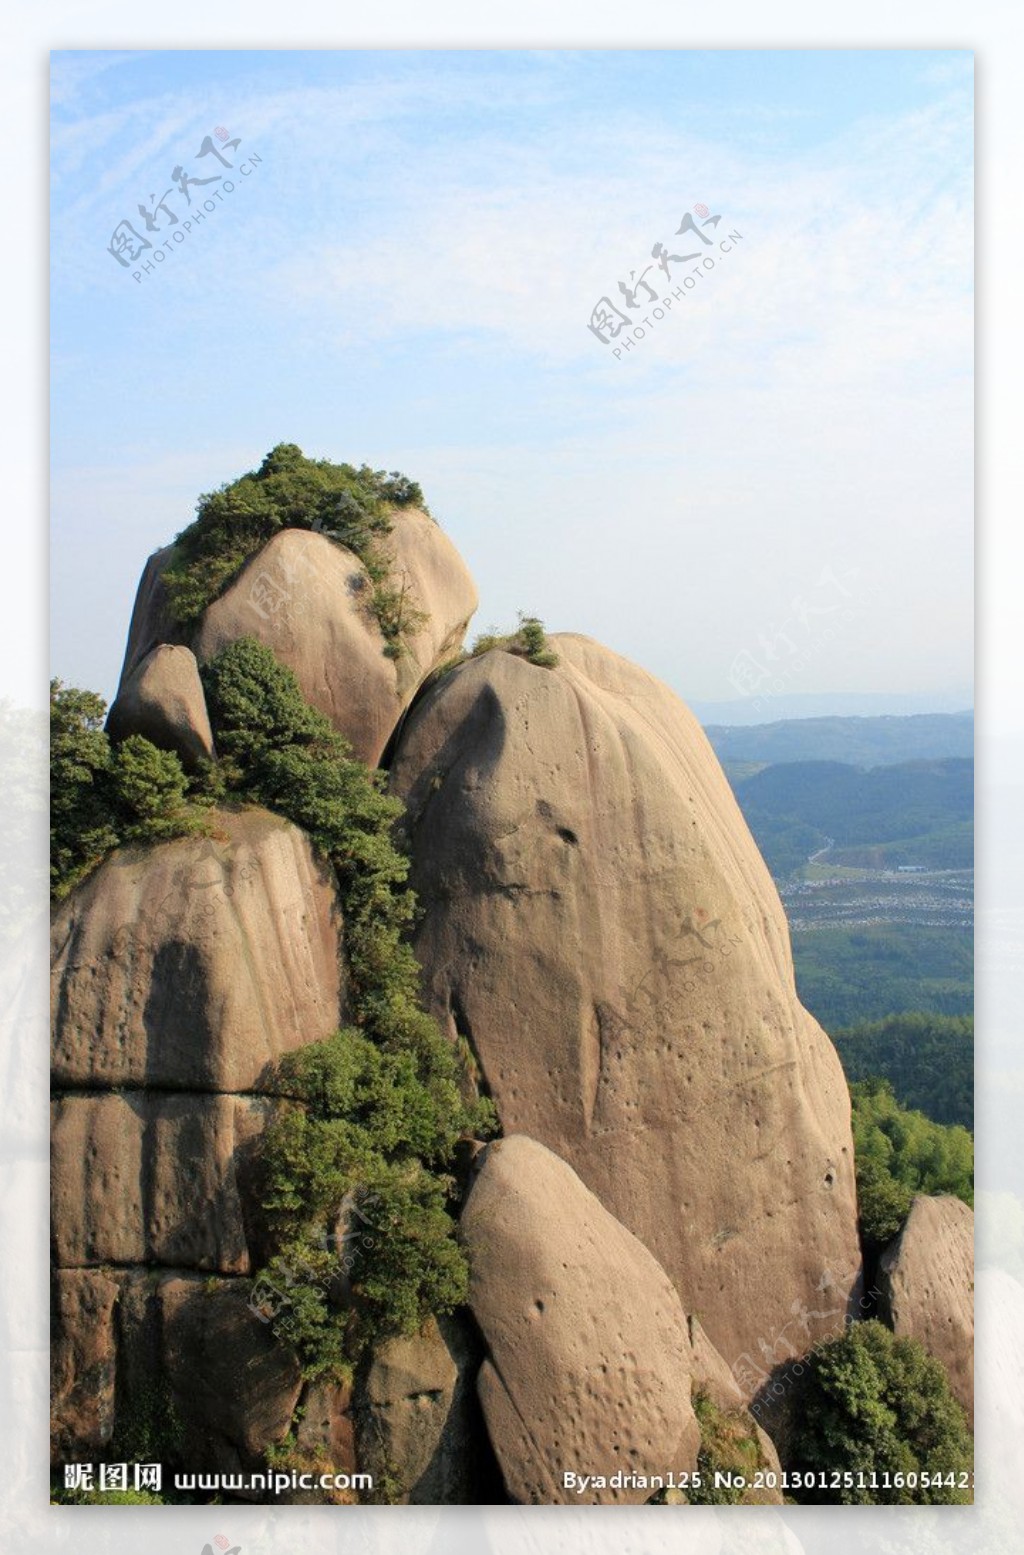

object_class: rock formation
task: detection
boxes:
[459,1135,700,1504]
[354,1314,499,1504]
[116,543,184,682]
[52,474,972,1507]
[106,644,215,770]
[50,810,347,1479]
[51,808,344,1093]
[113,510,478,767]
[878,1195,974,1422]
[389,635,862,1389]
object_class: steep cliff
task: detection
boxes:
[389,634,862,1388]
[51,452,974,1506]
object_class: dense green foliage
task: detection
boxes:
[851,1079,973,1249]
[257,1029,477,1376]
[161,443,426,652]
[793,924,973,1028]
[50,680,207,899]
[707,711,973,771]
[470,613,559,668]
[833,1013,972,1128]
[50,682,119,896]
[733,757,973,879]
[200,638,491,1374]
[53,636,492,1379]
[790,1320,972,1504]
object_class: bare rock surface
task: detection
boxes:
[117,510,478,767]
[51,1092,269,1273]
[50,1269,119,1459]
[107,644,215,769]
[160,1275,303,1468]
[51,807,343,1093]
[390,636,861,1389]
[879,1194,974,1422]
[117,543,186,683]
[356,1314,493,1503]
[459,1135,700,1504]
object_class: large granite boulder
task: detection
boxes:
[50,807,348,1479]
[390,636,861,1390]
[50,807,344,1093]
[459,1135,700,1504]
[106,643,215,770]
[116,510,478,767]
[116,543,185,682]
[51,1092,269,1273]
[354,1314,496,1504]
[879,1195,974,1422]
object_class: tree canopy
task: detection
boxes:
[851,1078,973,1249]
[161,443,425,639]
[791,1320,972,1504]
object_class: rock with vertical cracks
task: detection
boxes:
[50,807,344,1093]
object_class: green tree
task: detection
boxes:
[852,1078,973,1249]
[50,680,119,898]
[161,443,425,639]
[109,734,206,842]
[832,1012,973,1128]
[791,1320,972,1504]
[50,683,205,898]
[200,638,492,1373]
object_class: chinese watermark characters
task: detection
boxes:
[588,204,744,358]
[108,126,263,282]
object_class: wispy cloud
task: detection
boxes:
[50,52,972,706]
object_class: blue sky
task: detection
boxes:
[51,49,973,711]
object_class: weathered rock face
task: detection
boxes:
[106,644,215,770]
[116,511,478,767]
[459,1135,700,1504]
[51,808,344,1093]
[117,543,186,683]
[51,1092,269,1273]
[686,1315,746,1412]
[291,1379,359,1500]
[879,1195,974,1422]
[50,807,349,1475]
[390,637,862,1390]
[52,1269,305,1476]
[159,1276,303,1470]
[50,1270,119,1461]
[354,1314,497,1504]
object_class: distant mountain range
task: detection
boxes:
[704,711,973,771]
[733,757,973,877]
[692,691,973,727]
